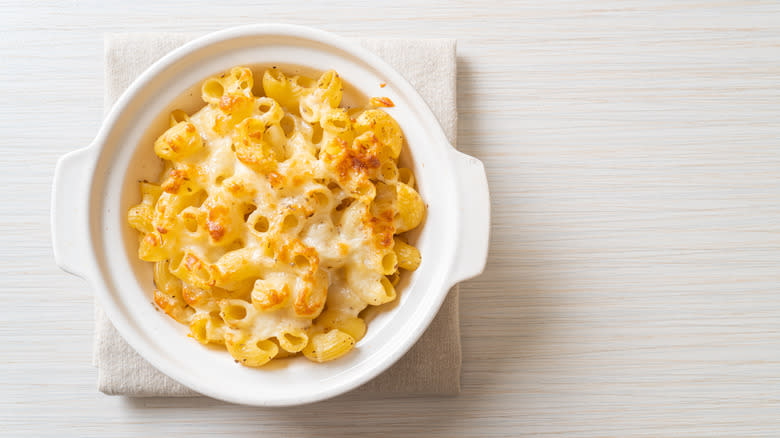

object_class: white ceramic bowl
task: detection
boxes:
[51,24,489,406]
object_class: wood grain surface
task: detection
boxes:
[2,1,779,436]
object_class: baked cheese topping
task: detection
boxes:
[127,67,424,366]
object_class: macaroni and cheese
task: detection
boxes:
[127,66,424,366]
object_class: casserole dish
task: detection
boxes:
[51,24,489,406]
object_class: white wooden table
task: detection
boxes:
[3,1,780,436]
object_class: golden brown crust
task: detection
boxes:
[253,284,289,311]
[369,96,395,107]
[293,270,328,317]
[367,208,396,249]
[161,169,188,194]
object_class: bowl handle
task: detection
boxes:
[51,146,94,279]
[447,147,491,285]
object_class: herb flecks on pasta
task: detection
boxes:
[128,67,424,366]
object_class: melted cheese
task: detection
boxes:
[129,67,425,366]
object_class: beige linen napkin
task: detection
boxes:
[95,33,460,397]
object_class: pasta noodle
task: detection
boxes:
[128,66,424,366]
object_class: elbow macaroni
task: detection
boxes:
[128,66,425,366]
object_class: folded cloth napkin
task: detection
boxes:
[95,33,460,397]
